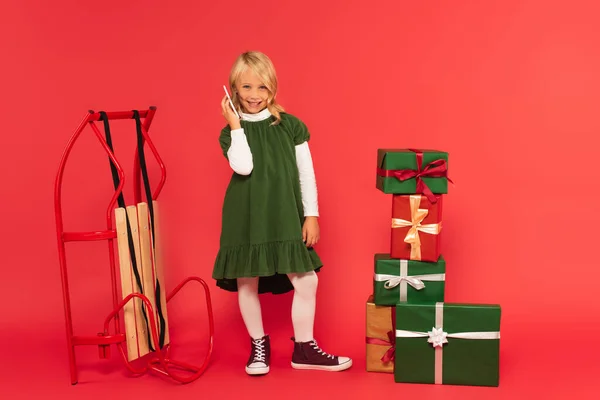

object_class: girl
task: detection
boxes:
[212,51,352,375]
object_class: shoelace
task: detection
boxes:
[310,340,334,359]
[252,338,266,362]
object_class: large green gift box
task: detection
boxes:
[373,254,445,305]
[394,302,501,387]
[376,149,449,197]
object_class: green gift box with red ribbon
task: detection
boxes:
[394,302,501,387]
[376,149,451,202]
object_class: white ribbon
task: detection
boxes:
[395,328,500,346]
[395,302,500,384]
[374,260,445,302]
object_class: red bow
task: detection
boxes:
[365,330,395,362]
[365,307,396,363]
[378,149,453,203]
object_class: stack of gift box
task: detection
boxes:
[366,148,502,387]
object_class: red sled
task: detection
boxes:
[54,107,214,385]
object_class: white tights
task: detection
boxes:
[237,271,318,342]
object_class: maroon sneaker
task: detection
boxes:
[246,335,270,375]
[290,337,352,371]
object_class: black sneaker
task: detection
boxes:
[290,337,352,371]
[246,335,270,375]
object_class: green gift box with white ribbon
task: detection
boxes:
[373,254,445,306]
[394,302,501,387]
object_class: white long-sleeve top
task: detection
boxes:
[226,109,319,217]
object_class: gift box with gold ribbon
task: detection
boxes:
[394,302,501,386]
[376,148,450,202]
[373,253,446,306]
[391,194,442,262]
[365,295,395,373]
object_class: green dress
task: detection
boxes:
[212,112,323,294]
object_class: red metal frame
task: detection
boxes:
[54,106,214,385]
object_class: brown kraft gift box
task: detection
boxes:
[366,295,395,373]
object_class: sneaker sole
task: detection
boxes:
[290,359,352,372]
[245,366,270,375]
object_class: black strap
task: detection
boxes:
[132,110,167,349]
[99,111,166,350]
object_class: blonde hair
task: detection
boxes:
[228,51,285,125]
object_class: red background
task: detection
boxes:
[2,0,599,398]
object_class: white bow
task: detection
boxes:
[374,272,445,302]
[383,275,426,290]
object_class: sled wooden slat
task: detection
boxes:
[136,202,170,350]
[115,206,150,361]
[150,200,170,345]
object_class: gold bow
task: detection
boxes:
[391,195,442,260]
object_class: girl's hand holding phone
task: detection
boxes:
[221,95,241,130]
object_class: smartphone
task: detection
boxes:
[223,85,240,119]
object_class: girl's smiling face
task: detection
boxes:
[235,68,270,114]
